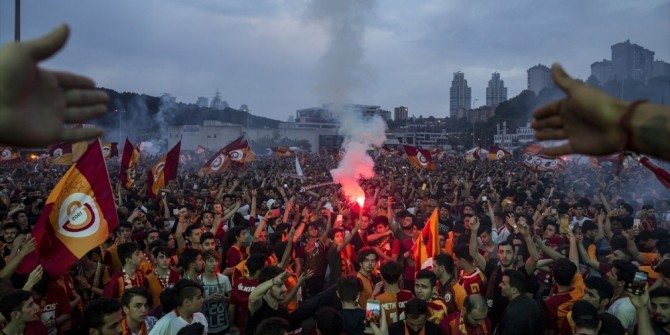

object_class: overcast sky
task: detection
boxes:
[1,0,668,121]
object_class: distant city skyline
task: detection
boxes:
[1,1,668,120]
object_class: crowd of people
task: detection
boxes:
[1,146,670,335]
[1,24,670,335]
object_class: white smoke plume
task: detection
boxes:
[306,0,385,203]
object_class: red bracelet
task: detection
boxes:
[616,99,647,175]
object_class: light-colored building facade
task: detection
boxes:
[527,64,553,95]
[591,59,613,85]
[493,121,535,152]
[449,72,471,118]
[486,72,507,107]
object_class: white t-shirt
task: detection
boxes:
[148,310,208,335]
[607,297,636,333]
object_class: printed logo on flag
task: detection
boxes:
[211,154,226,171]
[58,193,100,238]
[417,151,428,166]
[153,162,165,182]
[102,146,110,157]
[496,150,505,159]
[53,148,63,159]
[1,149,11,159]
[229,149,244,161]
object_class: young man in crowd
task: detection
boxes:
[433,253,467,314]
[149,279,207,335]
[103,242,149,299]
[179,248,204,281]
[198,250,231,335]
[121,287,157,335]
[439,293,491,335]
[373,261,413,324]
[246,266,290,335]
[82,298,124,335]
[228,254,265,335]
[497,269,543,334]
[0,290,48,335]
[414,270,448,324]
[388,298,442,335]
[146,245,181,309]
[356,247,379,310]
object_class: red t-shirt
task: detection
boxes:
[459,268,486,295]
[230,276,259,335]
[226,245,245,268]
[37,284,72,335]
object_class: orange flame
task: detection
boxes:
[356,196,365,208]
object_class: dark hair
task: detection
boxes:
[357,247,377,265]
[225,226,247,248]
[315,307,343,335]
[611,260,637,286]
[453,243,473,263]
[415,269,437,288]
[253,317,289,335]
[0,290,32,321]
[184,224,202,239]
[584,276,614,303]
[151,245,170,259]
[177,323,206,335]
[503,269,527,295]
[463,293,487,313]
[200,232,215,244]
[552,258,577,286]
[597,313,626,335]
[117,242,141,267]
[249,241,270,257]
[380,261,403,284]
[404,298,428,319]
[121,287,151,307]
[434,253,455,274]
[337,276,361,302]
[3,222,20,232]
[650,287,670,300]
[246,254,268,276]
[373,215,389,227]
[178,248,201,269]
[581,220,598,233]
[171,279,203,307]
[82,298,123,331]
[259,266,283,283]
[202,249,220,262]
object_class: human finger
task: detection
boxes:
[58,127,104,143]
[534,128,567,141]
[532,99,562,120]
[551,63,578,94]
[54,70,97,88]
[24,24,69,62]
[64,105,108,123]
[65,89,109,107]
[542,143,574,157]
[531,115,564,131]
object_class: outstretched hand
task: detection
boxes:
[531,63,627,157]
[0,24,109,148]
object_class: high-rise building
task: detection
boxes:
[394,106,408,121]
[652,60,670,78]
[590,59,613,85]
[449,72,471,118]
[486,72,507,107]
[611,40,655,82]
[527,64,553,95]
[196,97,209,108]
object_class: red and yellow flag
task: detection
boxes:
[200,148,231,175]
[48,141,88,165]
[147,141,181,198]
[488,145,511,161]
[118,138,140,189]
[226,136,255,165]
[20,139,118,277]
[101,142,119,159]
[404,145,436,170]
[0,147,21,163]
[272,146,296,158]
[413,208,440,273]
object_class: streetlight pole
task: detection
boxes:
[472,99,478,147]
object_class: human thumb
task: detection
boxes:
[551,63,575,93]
[24,24,69,61]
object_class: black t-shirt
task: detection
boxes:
[483,263,530,329]
[246,299,290,335]
[388,320,442,335]
[339,308,366,335]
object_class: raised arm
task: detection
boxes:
[469,217,487,271]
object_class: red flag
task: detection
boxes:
[488,145,511,161]
[226,136,255,164]
[412,208,440,273]
[48,141,88,165]
[638,156,670,189]
[200,148,231,175]
[403,145,436,170]
[522,153,566,172]
[0,147,21,163]
[118,139,140,189]
[272,146,297,158]
[19,140,118,277]
[147,142,181,198]
[101,142,119,159]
